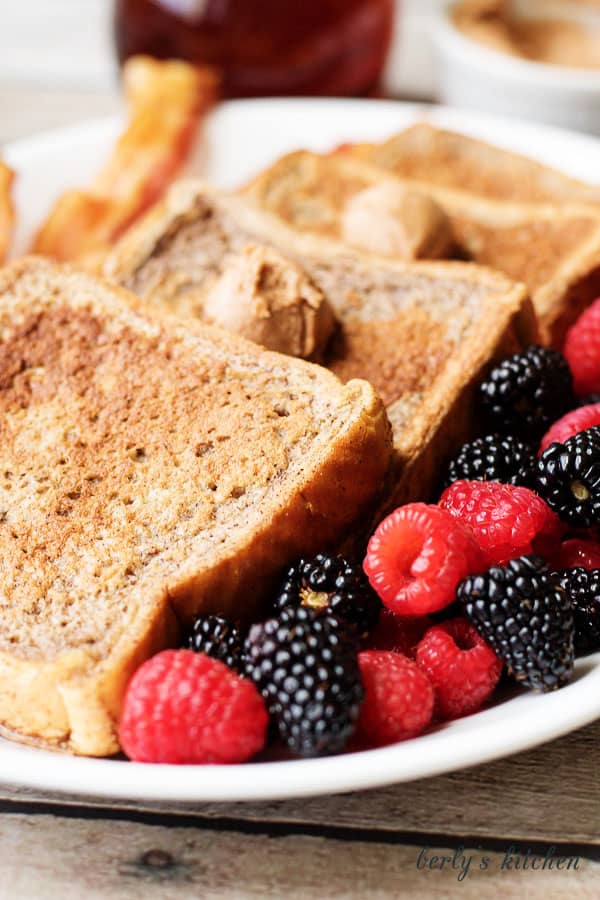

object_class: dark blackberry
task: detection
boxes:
[188,615,245,672]
[536,426,600,527]
[479,345,574,440]
[577,394,600,408]
[554,568,600,656]
[244,606,364,757]
[458,555,574,692]
[274,553,381,637]
[442,433,536,489]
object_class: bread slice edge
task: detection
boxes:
[0,257,392,755]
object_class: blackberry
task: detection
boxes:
[458,555,574,692]
[274,553,381,637]
[479,345,574,440]
[244,606,364,756]
[536,426,600,527]
[188,615,245,672]
[442,433,536,489]
[554,568,600,656]
[578,394,600,408]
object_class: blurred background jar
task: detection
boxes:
[114,0,395,98]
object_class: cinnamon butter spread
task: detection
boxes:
[341,183,454,261]
[453,1,600,69]
[203,243,336,361]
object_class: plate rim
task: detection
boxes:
[6,95,600,177]
[0,662,599,801]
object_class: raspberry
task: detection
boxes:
[119,650,268,764]
[367,609,431,658]
[363,503,483,616]
[540,403,600,455]
[415,618,502,720]
[564,298,600,395]
[355,651,434,747]
[559,538,600,570]
[439,480,563,566]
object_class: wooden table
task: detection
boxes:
[1,84,600,899]
[0,721,598,898]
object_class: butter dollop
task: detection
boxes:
[203,243,336,360]
[341,182,454,261]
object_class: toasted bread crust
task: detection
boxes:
[243,149,600,344]
[104,180,534,509]
[386,290,536,510]
[347,123,600,205]
[166,376,391,615]
[0,589,180,755]
[0,257,391,755]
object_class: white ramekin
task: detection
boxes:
[433,3,600,136]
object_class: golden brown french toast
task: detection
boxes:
[242,149,600,344]
[346,123,600,204]
[0,256,391,756]
[104,180,535,508]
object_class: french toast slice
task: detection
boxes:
[346,123,600,205]
[0,256,391,755]
[104,181,535,508]
[242,149,600,344]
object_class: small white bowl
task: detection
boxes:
[433,2,600,136]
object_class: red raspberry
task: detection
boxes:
[355,650,434,747]
[415,618,503,720]
[439,480,563,566]
[540,403,600,454]
[559,537,600,570]
[368,610,431,658]
[363,503,483,616]
[119,650,268,764]
[564,298,600,395]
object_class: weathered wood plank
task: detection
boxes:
[1,812,597,900]
[2,719,600,845]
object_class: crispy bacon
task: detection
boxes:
[0,161,15,262]
[32,56,219,262]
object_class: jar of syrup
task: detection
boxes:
[114,0,395,98]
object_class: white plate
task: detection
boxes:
[2,99,600,802]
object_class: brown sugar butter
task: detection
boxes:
[453,1,600,70]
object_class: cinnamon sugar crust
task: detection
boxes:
[243,149,600,344]
[0,257,391,755]
[105,181,534,508]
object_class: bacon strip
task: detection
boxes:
[0,161,15,263]
[32,56,219,262]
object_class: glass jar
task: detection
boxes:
[114,0,395,98]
